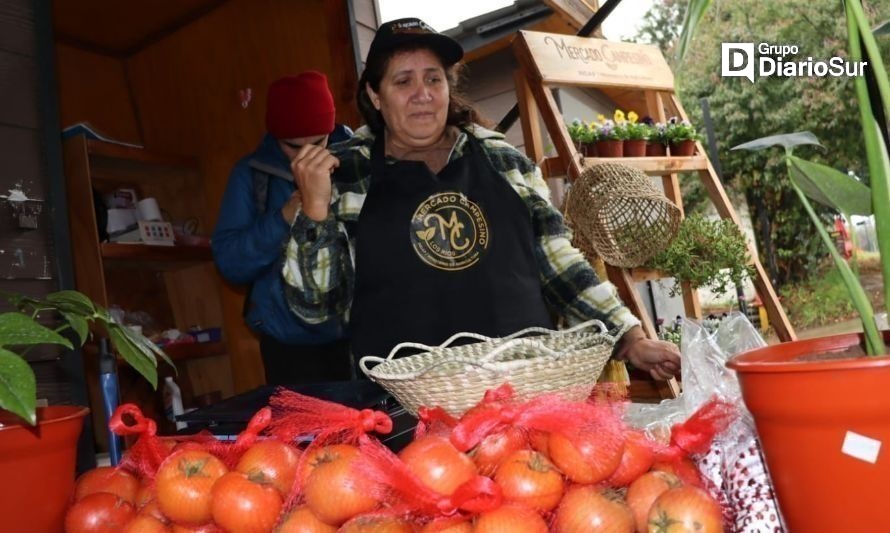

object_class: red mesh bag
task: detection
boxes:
[264,388,394,513]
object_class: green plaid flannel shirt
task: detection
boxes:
[282,124,639,333]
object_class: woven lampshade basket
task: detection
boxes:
[359,320,619,417]
[565,162,681,268]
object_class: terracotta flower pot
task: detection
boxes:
[0,405,89,533]
[595,139,623,158]
[668,139,696,156]
[623,139,646,157]
[727,333,890,532]
[582,142,597,157]
[646,142,667,156]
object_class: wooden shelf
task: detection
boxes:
[162,341,226,361]
[86,139,196,168]
[101,243,212,270]
[84,340,225,362]
[541,155,710,178]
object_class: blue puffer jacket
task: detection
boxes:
[212,128,351,345]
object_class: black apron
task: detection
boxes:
[350,130,554,358]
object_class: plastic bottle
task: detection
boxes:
[163,376,186,431]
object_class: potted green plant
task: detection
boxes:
[621,110,649,157]
[567,118,587,153]
[0,289,170,532]
[664,116,703,156]
[721,2,890,530]
[646,214,754,298]
[594,111,625,157]
[644,118,669,156]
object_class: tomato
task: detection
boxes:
[494,449,564,512]
[398,435,477,496]
[651,458,703,488]
[276,505,338,533]
[548,431,624,484]
[65,492,136,533]
[298,444,359,486]
[74,466,140,504]
[528,430,550,456]
[303,450,379,526]
[419,516,473,532]
[236,438,300,497]
[170,523,222,532]
[339,515,415,532]
[553,485,634,533]
[134,484,167,523]
[471,426,527,476]
[123,515,171,532]
[607,431,656,487]
[474,504,549,533]
[210,471,282,533]
[626,470,681,532]
[155,449,227,526]
[647,486,724,533]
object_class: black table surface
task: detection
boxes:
[177,379,417,451]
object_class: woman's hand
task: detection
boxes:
[290,144,339,222]
[613,325,681,381]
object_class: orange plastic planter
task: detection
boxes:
[728,333,890,532]
[0,405,89,533]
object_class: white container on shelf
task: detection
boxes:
[163,376,186,431]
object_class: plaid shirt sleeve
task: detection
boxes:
[281,137,371,324]
[478,133,640,332]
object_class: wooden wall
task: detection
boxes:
[55,44,141,144]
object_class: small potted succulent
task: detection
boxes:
[621,110,649,157]
[664,116,703,156]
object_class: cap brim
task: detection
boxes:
[377,33,464,66]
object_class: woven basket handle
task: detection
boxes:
[358,319,615,376]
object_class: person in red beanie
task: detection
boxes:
[212,71,353,385]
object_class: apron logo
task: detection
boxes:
[411,192,489,271]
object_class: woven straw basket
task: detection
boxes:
[359,320,617,417]
[565,162,681,268]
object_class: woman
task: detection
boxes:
[282,19,679,381]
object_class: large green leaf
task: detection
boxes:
[788,156,873,216]
[874,20,890,36]
[0,348,36,425]
[676,0,712,62]
[60,312,89,346]
[119,324,174,372]
[732,132,822,153]
[109,326,157,389]
[0,313,72,350]
[46,291,96,316]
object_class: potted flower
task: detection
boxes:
[621,110,649,157]
[0,290,169,532]
[721,2,890,530]
[566,119,598,157]
[566,118,587,153]
[594,111,625,157]
[664,116,703,156]
[644,117,669,156]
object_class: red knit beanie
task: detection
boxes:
[265,71,336,139]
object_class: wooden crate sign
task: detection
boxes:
[518,30,675,90]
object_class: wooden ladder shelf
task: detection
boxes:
[510,30,797,400]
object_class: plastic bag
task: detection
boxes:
[625,312,785,532]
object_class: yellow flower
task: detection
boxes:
[614,109,626,123]
[597,114,606,124]
[628,111,639,123]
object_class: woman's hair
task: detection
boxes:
[356,44,490,134]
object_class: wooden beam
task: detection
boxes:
[514,69,545,162]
